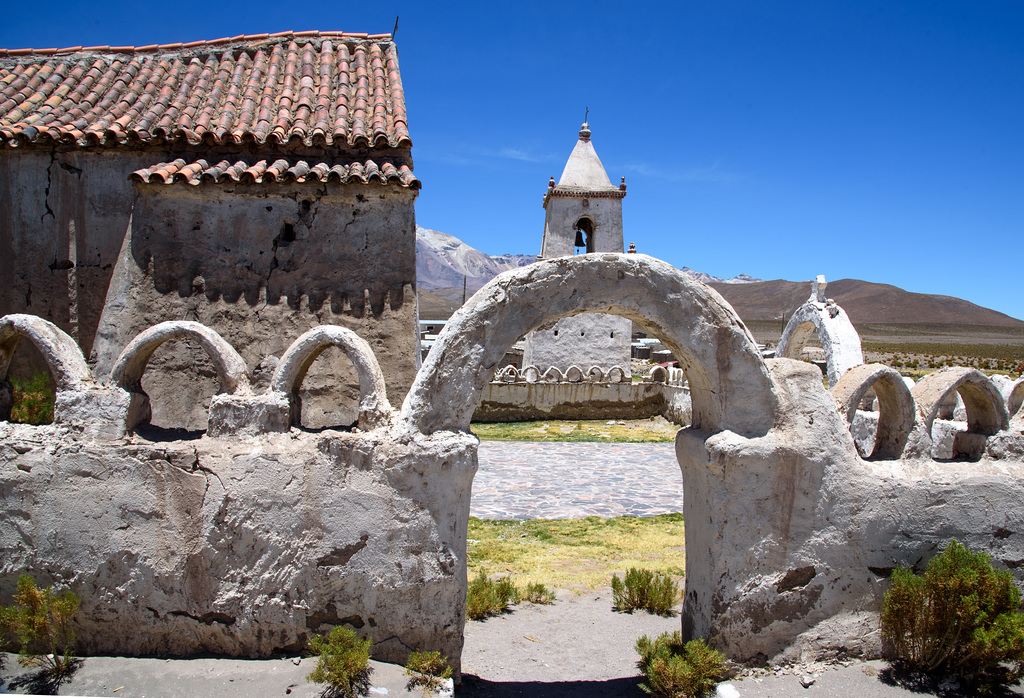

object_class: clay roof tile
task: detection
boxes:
[130,156,419,188]
[0,32,411,150]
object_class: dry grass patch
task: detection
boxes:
[471,417,678,443]
[467,514,685,591]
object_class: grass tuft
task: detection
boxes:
[612,568,681,616]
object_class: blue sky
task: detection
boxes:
[4,1,1023,320]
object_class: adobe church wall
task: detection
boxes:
[0,149,158,362]
[90,182,419,430]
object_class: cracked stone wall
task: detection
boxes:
[91,182,418,430]
[0,423,472,664]
[0,150,155,369]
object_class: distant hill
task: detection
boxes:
[708,279,1024,328]
[415,228,1023,327]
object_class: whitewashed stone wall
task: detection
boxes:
[1,254,1022,676]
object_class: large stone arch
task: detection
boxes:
[109,321,250,430]
[830,363,916,459]
[0,314,94,392]
[399,253,777,437]
[271,325,392,430]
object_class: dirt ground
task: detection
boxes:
[4,590,1022,696]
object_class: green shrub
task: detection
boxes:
[306,626,373,698]
[612,568,680,616]
[3,574,80,678]
[635,632,726,697]
[466,571,520,620]
[9,372,54,424]
[521,581,556,605]
[404,649,453,695]
[881,540,1024,689]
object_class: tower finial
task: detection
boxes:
[579,107,591,141]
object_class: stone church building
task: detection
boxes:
[0,31,420,428]
[522,122,632,375]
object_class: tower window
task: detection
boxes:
[573,217,595,255]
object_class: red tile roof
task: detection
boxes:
[0,31,410,150]
[130,156,419,187]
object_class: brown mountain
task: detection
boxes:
[708,279,1024,327]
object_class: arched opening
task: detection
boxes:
[292,345,362,429]
[109,321,249,436]
[0,314,93,425]
[911,367,1009,461]
[830,364,915,459]
[573,217,595,255]
[139,337,221,433]
[270,325,391,431]
[776,302,864,388]
[397,254,779,667]
[1,339,55,424]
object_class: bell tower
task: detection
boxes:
[539,121,627,258]
[523,122,632,376]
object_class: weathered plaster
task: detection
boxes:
[2,254,1023,676]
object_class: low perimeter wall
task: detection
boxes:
[2,254,1023,677]
[473,381,692,423]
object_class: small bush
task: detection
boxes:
[612,568,680,616]
[521,581,556,605]
[9,372,54,424]
[881,540,1024,689]
[635,632,726,697]
[306,626,373,698]
[466,571,519,620]
[3,574,80,678]
[404,649,453,695]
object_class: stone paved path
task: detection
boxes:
[471,441,683,520]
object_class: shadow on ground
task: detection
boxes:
[878,662,1023,697]
[3,658,82,695]
[459,673,646,697]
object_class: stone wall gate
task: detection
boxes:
[1,254,1022,675]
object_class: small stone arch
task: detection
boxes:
[606,366,628,383]
[1007,378,1024,419]
[0,314,93,392]
[573,216,595,254]
[541,366,563,383]
[398,253,777,437]
[522,366,540,383]
[830,364,916,459]
[109,321,250,430]
[497,365,519,383]
[647,365,668,383]
[564,365,584,383]
[776,297,864,387]
[586,366,604,382]
[912,368,1008,459]
[270,325,392,430]
[0,314,95,423]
